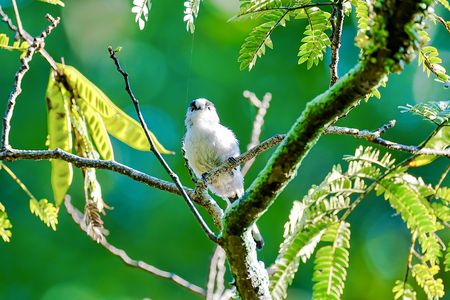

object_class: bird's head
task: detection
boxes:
[185,98,220,127]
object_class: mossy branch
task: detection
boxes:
[222,0,428,298]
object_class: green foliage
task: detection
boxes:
[436,187,450,203]
[400,101,450,125]
[392,280,417,300]
[436,0,450,11]
[131,0,150,30]
[0,33,29,57]
[376,177,441,264]
[416,30,450,84]
[45,72,73,206]
[38,0,65,7]
[239,10,293,70]
[352,0,372,49]
[0,202,12,243]
[400,101,450,167]
[183,0,200,33]
[269,203,334,299]
[29,198,58,231]
[411,263,445,299]
[59,64,172,154]
[445,243,450,271]
[297,7,331,69]
[312,222,351,300]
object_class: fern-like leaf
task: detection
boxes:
[312,222,351,300]
[445,243,450,271]
[400,101,450,125]
[0,202,12,242]
[0,33,29,53]
[239,10,292,70]
[376,178,441,264]
[436,187,450,203]
[38,0,65,6]
[131,0,151,30]
[297,7,331,69]
[184,0,201,33]
[29,198,58,231]
[412,263,445,299]
[392,280,417,300]
[270,203,334,300]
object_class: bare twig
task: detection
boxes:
[64,196,206,297]
[206,246,228,300]
[329,0,344,86]
[0,11,60,151]
[0,162,36,199]
[325,123,450,158]
[435,163,450,192]
[0,6,17,31]
[0,5,59,71]
[197,134,286,193]
[403,230,418,284]
[1,43,38,150]
[107,47,218,243]
[11,0,24,37]
[241,91,272,175]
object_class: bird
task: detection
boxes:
[183,98,264,249]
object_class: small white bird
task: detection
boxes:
[183,98,264,249]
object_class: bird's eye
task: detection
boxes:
[207,107,211,110]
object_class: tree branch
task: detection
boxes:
[222,1,431,297]
[0,13,60,151]
[329,0,344,86]
[64,196,206,297]
[107,46,218,243]
[0,147,224,228]
[241,90,272,175]
[0,5,59,71]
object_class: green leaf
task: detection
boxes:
[392,280,417,300]
[412,263,445,299]
[45,72,73,206]
[0,33,29,52]
[400,101,450,125]
[239,10,292,70]
[29,198,58,231]
[377,178,441,264]
[312,222,351,300]
[0,202,12,242]
[38,0,65,6]
[76,99,114,161]
[409,126,450,167]
[59,64,173,154]
[270,201,334,300]
[445,243,450,271]
[297,7,331,69]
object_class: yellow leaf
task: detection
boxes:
[410,126,450,167]
[59,64,173,154]
[45,72,73,206]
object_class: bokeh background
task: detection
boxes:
[0,0,449,299]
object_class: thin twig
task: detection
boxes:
[0,162,36,199]
[206,246,228,300]
[0,6,17,31]
[197,134,286,192]
[242,91,272,175]
[0,147,224,228]
[64,196,206,297]
[107,47,218,243]
[1,43,37,151]
[435,163,450,192]
[1,11,60,151]
[403,230,417,284]
[11,0,24,37]
[329,0,344,86]
[0,5,59,71]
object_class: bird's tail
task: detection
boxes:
[252,224,264,250]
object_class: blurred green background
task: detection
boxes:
[0,0,449,299]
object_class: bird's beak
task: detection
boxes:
[190,101,199,111]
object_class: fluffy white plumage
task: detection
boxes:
[183,98,244,203]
